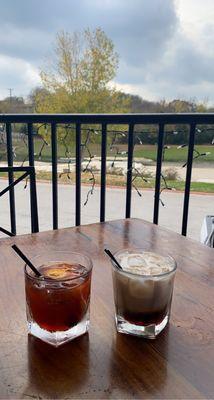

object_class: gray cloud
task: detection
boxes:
[0,25,52,62]
[0,0,213,103]
[157,35,214,85]
[109,0,178,66]
[0,54,40,98]
[0,0,177,63]
[132,31,214,102]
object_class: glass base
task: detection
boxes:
[27,312,90,347]
[115,314,169,339]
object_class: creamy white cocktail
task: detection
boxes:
[111,250,177,338]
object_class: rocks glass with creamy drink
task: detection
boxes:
[111,249,177,338]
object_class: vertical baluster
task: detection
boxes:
[76,123,81,226]
[28,123,39,233]
[6,123,16,234]
[153,123,165,225]
[51,123,58,229]
[100,123,107,222]
[182,123,196,236]
[125,124,134,218]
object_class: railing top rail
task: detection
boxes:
[0,113,214,124]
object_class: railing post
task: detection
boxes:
[153,123,165,225]
[100,123,107,222]
[126,124,134,218]
[6,123,16,234]
[51,123,58,229]
[76,123,81,226]
[182,123,196,236]
[28,123,39,233]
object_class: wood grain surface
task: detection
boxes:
[0,218,213,399]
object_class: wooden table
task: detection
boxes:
[0,218,213,399]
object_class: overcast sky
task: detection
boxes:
[0,0,214,104]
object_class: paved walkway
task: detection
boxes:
[1,160,214,182]
[0,179,213,242]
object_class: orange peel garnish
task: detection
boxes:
[45,267,70,279]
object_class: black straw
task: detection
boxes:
[12,244,42,277]
[104,249,123,270]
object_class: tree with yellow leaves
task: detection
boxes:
[35,28,130,114]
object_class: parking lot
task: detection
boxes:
[0,179,213,242]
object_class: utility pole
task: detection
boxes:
[8,88,13,111]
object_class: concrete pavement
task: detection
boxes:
[0,179,213,241]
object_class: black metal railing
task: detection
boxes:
[0,165,39,234]
[0,113,213,237]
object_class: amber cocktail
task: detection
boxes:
[25,251,92,346]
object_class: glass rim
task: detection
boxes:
[24,251,93,282]
[111,248,177,278]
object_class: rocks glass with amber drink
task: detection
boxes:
[25,251,92,346]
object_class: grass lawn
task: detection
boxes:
[111,144,214,163]
[1,141,214,163]
[1,171,213,193]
